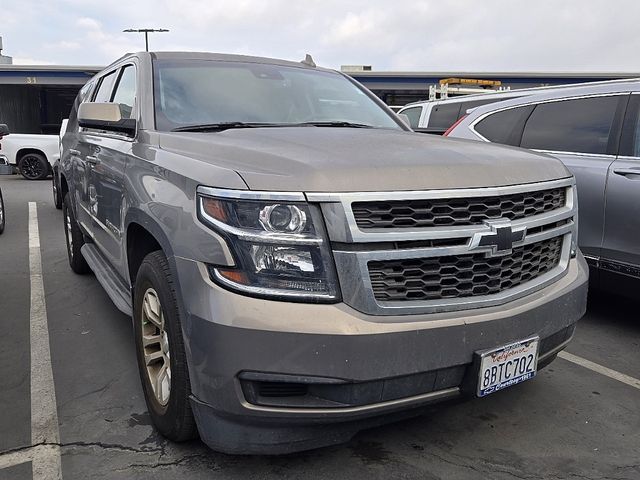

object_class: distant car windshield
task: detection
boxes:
[153,59,401,131]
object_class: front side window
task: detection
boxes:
[153,59,402,131]
[521,96,620,155]
[93,71,118,103]
[400,106,422,128]
[111,65,137,119]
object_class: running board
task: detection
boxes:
[81,244,133,317]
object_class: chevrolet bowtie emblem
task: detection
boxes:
[470,219,527,257]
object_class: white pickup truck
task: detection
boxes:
[0,133,59,180]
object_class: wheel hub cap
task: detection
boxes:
[141,288,171,406]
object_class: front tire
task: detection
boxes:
[52,174,62,209]
[134,251,197,442]
[18,153,49,180]
[0,188,5,234]
[62,192,90,274]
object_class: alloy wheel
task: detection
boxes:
[21,155,45,179]
[141,287,171,406]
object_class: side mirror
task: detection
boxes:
[0,124,10,137]
[78,103,136,136]
[397,113,412,129]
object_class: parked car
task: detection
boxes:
[446,79,640,295]
[0,132,59,180]
[58,51,588,454]
[398,90,528,134]
[398,79,638,135]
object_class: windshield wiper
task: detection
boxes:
[171,122,279,132]
[298,121,375,128]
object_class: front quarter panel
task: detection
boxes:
[125,132,246,267]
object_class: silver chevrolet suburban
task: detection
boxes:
[58,52,588,454]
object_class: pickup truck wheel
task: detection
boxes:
[0,189,5,234]
[63,192,90,274]
[134,251,197,442]
[18,153,49,180]
[52,175,62,209]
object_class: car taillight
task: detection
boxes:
[443,114,468,137]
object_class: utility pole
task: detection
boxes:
[123,28,169,51]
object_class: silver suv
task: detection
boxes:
[447,80,640,296]
[58,52,588,454]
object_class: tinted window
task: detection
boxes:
[153,59,401,131]
[112,65,136,118]
[475,106,534,146]
[521,96,620,155]
[428,103,461,128]
[93,71,118,103]
[401,106,422,128]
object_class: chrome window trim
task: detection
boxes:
[307,178,574,243]
[532,149,616,159]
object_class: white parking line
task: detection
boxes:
[28,202,62,479]
[558,351,640,391]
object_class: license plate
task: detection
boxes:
[477,337,539,397]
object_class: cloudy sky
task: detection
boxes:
[2,0,639,72]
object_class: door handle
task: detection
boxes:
[613,168,640,178]
[68,149,81,156]
[86,156,100,166]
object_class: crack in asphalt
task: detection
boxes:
[419,448,534,480]
[0,440,163,459]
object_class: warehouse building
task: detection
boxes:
[0,58,638,134]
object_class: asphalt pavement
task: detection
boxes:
[0,174,639,480]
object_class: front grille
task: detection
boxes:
[369,236,563,302]
[353,187,566,229]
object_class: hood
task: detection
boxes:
[157,127,570,192]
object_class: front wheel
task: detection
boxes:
[133,251,197,442]
[62,192,90,274]
[18,153,49,180]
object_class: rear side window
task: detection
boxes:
[474,105,534,146]
[400,106,422,128]
[93,71,118,103]
[521,96,620,155]
[111,65,137,119]
[428,103,461,129]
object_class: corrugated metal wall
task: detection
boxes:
[0,85,41,133]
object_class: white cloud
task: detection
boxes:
[1,0,640,72]
[76,16,102,30]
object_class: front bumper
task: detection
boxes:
[173,253,588,454]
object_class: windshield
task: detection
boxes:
[153,59,402,131]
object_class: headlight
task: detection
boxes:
[197,187,340,302]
